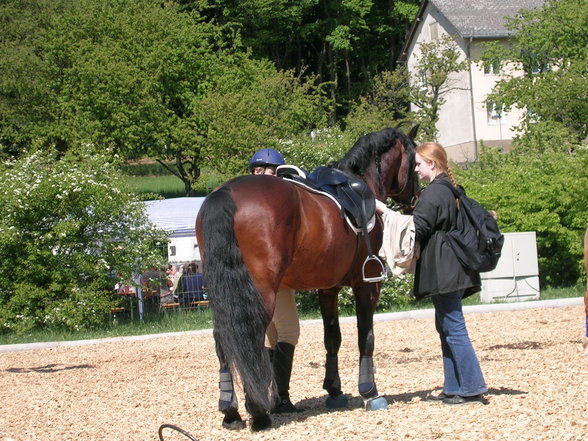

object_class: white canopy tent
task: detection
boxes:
[145,197,206,264]
[127,197,206,321]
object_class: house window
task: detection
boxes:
[527,108,539,124]
[526,53,552,74]
[483,59,501,75]
[531,61,551,74]
[169,245,176,256]
[417,69,429,93]
[486,102,503,125]
[429,22,439,40]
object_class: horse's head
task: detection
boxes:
[383,125,420,213]
[334,126,419,214]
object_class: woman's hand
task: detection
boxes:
[375,199,388,215]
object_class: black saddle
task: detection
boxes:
[278,165,375,230]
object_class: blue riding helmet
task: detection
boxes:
[249,148,285,171]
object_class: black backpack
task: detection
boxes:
[437,180,504,273]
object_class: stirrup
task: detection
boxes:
[362,255,387,282]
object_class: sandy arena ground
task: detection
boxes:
[1,302,586,441]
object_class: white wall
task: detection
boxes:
[168,234,201,265]
[404,4,526,162]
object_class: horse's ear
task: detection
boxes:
[407,124,419,141]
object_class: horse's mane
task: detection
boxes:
[330,127,415,178]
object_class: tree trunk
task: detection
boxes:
[328,44,338,124]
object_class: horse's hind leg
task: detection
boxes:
[216,326,271,432]
[214,332,245,430]
[244,393,272,431]
[318,287,349,409]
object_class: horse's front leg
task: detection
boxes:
[318,287,349,409]
[354,283,388,411]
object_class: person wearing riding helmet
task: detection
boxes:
[249,147,302,414]
[249,147,285,176]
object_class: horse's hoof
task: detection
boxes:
[251,414,272,431]
[222,419,246,430]
[222,409,246,430]
[365,396,388,411]
[326,394,349,409]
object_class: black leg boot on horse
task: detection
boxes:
[272,342,300,413]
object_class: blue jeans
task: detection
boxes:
[432,292,487,397]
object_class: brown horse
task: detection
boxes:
[583,227,588,356]
[195,127,418,430]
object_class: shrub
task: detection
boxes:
[295,274,415,316]
[0,149,168,334]
[278,126,355,172]
[456,136,588,287]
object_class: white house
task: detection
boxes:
[399,0,545,162]
[145,197,206,264]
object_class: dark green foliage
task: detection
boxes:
[0,149,168,334]
[456,140,588,287]
[295,275,415,316]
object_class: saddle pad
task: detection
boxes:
[281,177,376,235]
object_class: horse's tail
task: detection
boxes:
[199,186,274,412]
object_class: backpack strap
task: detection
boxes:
[434,178,463,198]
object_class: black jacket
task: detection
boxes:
[412,174,481,299]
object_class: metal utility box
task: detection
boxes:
[480,231,540,303]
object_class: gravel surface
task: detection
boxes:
[1,303,586,441]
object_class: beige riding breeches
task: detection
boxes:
[265,288,300,348]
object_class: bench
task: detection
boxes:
[189,300,210,308]
[160,302,180,310]
[109,307,126,324]
[159,301,209,312]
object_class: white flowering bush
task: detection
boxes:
[0,149,168,334]
[278,127,355,172]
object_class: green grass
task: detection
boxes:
[125,174,188,198]
[0,309,213,346]
[1,286,583,347]
[122,162,226,198]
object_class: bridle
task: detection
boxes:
[386,142,419,213]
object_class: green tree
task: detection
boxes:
[408,34,469,141]
[0,149,168,334]
[0,0,204,152]
[0,0,67,157]
[483,0,588,143]
[196,66,330,177]
[193,0,421,121]
[344,34,467,143]
[344,67,411,137]
[0,0,330,195]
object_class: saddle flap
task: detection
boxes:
[308,166,348,186]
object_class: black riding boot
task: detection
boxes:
[272,342,299,414]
